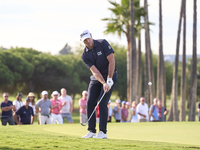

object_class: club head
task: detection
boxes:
[81,123,87,126]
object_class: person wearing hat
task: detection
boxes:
[131,101,138,123]
[36,90,52,124]
[80,29,117,139]
[107,100,113,122]
[113,99,121,122]
[50,91,63,124]
[13,97,34,125]
[13,92,24,124]
[27,92,36,118]
[121,101,128,122]
[13,93,24,112]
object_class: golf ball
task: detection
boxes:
[148,82,152,85]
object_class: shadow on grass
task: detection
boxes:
[0,147,31,150]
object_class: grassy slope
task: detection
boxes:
[0,122,200,150]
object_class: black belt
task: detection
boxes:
[41,114,50,118]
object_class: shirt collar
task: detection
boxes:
[85,39,97,52]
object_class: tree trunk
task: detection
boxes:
[168,0,184,121]
[157,0,163,101]
[188,0,197,121]
[130,0,137,103]
[127,35,131,102]
[144,0,154,105]
[144,0,149,105]
[180,0,186,121]
[136,33,142,104]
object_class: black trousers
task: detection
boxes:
[87,73,117,134]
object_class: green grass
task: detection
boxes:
[0,122,200,150]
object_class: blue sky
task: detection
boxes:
[0,0,199,55]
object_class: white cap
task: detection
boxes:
[80,30,91,42]
[41,90,48,95]
[51,91,60,97]
[115,99,121,103]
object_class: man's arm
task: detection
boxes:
[90,66,110,92]
[138,112,146,118]
[1,105,13,112]
[70,101,73,114]
[31,116,34,124]
[13,113,22,125]
[107,53,115,79]
[149,110,156,120]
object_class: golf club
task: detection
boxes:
[81,91,106,126]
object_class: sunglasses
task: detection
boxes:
[4,96,8,97]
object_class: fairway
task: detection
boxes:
[0,122,200,150]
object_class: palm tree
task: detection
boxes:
[157,0,166,106]
[102,0,144,101]
[144,0,155,105]
[180,0,186,121]
[168,0,184,121]
[188,0,197,121]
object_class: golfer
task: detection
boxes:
[80,30,117,139]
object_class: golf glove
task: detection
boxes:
[107,78,113,88]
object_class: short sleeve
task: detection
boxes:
[1,102,3,108]
[35,100,40,107]
[150,105,154,111]
[16,107,22,115]
[13,100,16,106]
[102,40,114,57]
[81,53,94,69]
[31,107,34,116]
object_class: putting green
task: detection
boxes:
[40,122,200,146]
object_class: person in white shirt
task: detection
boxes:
[13,92,24,124]
[27,92,37,117]
[58,88,73,123]
[136,97,149,122]
[13,93,24,112]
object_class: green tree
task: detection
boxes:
[102,0,145,101]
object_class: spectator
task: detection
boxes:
[136,97,149,122]
[107,100,112,122]
[59,88,73,123]
[131,101,138,123]
[36,90,52,125]
[198,102,200,121]
[50,91,63,124]
[113,99,121,122]
[79,90,88,124]
[13,93,24,112]
[157,100,168,121]
[27,92,37,118]
[126,102,133,122]
[0,92,15,125]
[96,105,100,123]
[121,101,128,122]
[149,98,159,122]
[13,98,34,125]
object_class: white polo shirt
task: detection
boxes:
[136,103,149,120]
[58,95,72,113]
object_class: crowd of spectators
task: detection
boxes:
[0,88,73,125]
[1,90,200,125]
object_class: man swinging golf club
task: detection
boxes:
[80,30,117,139]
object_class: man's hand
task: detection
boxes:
[107,78,113,88]
[103,83,110,92]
